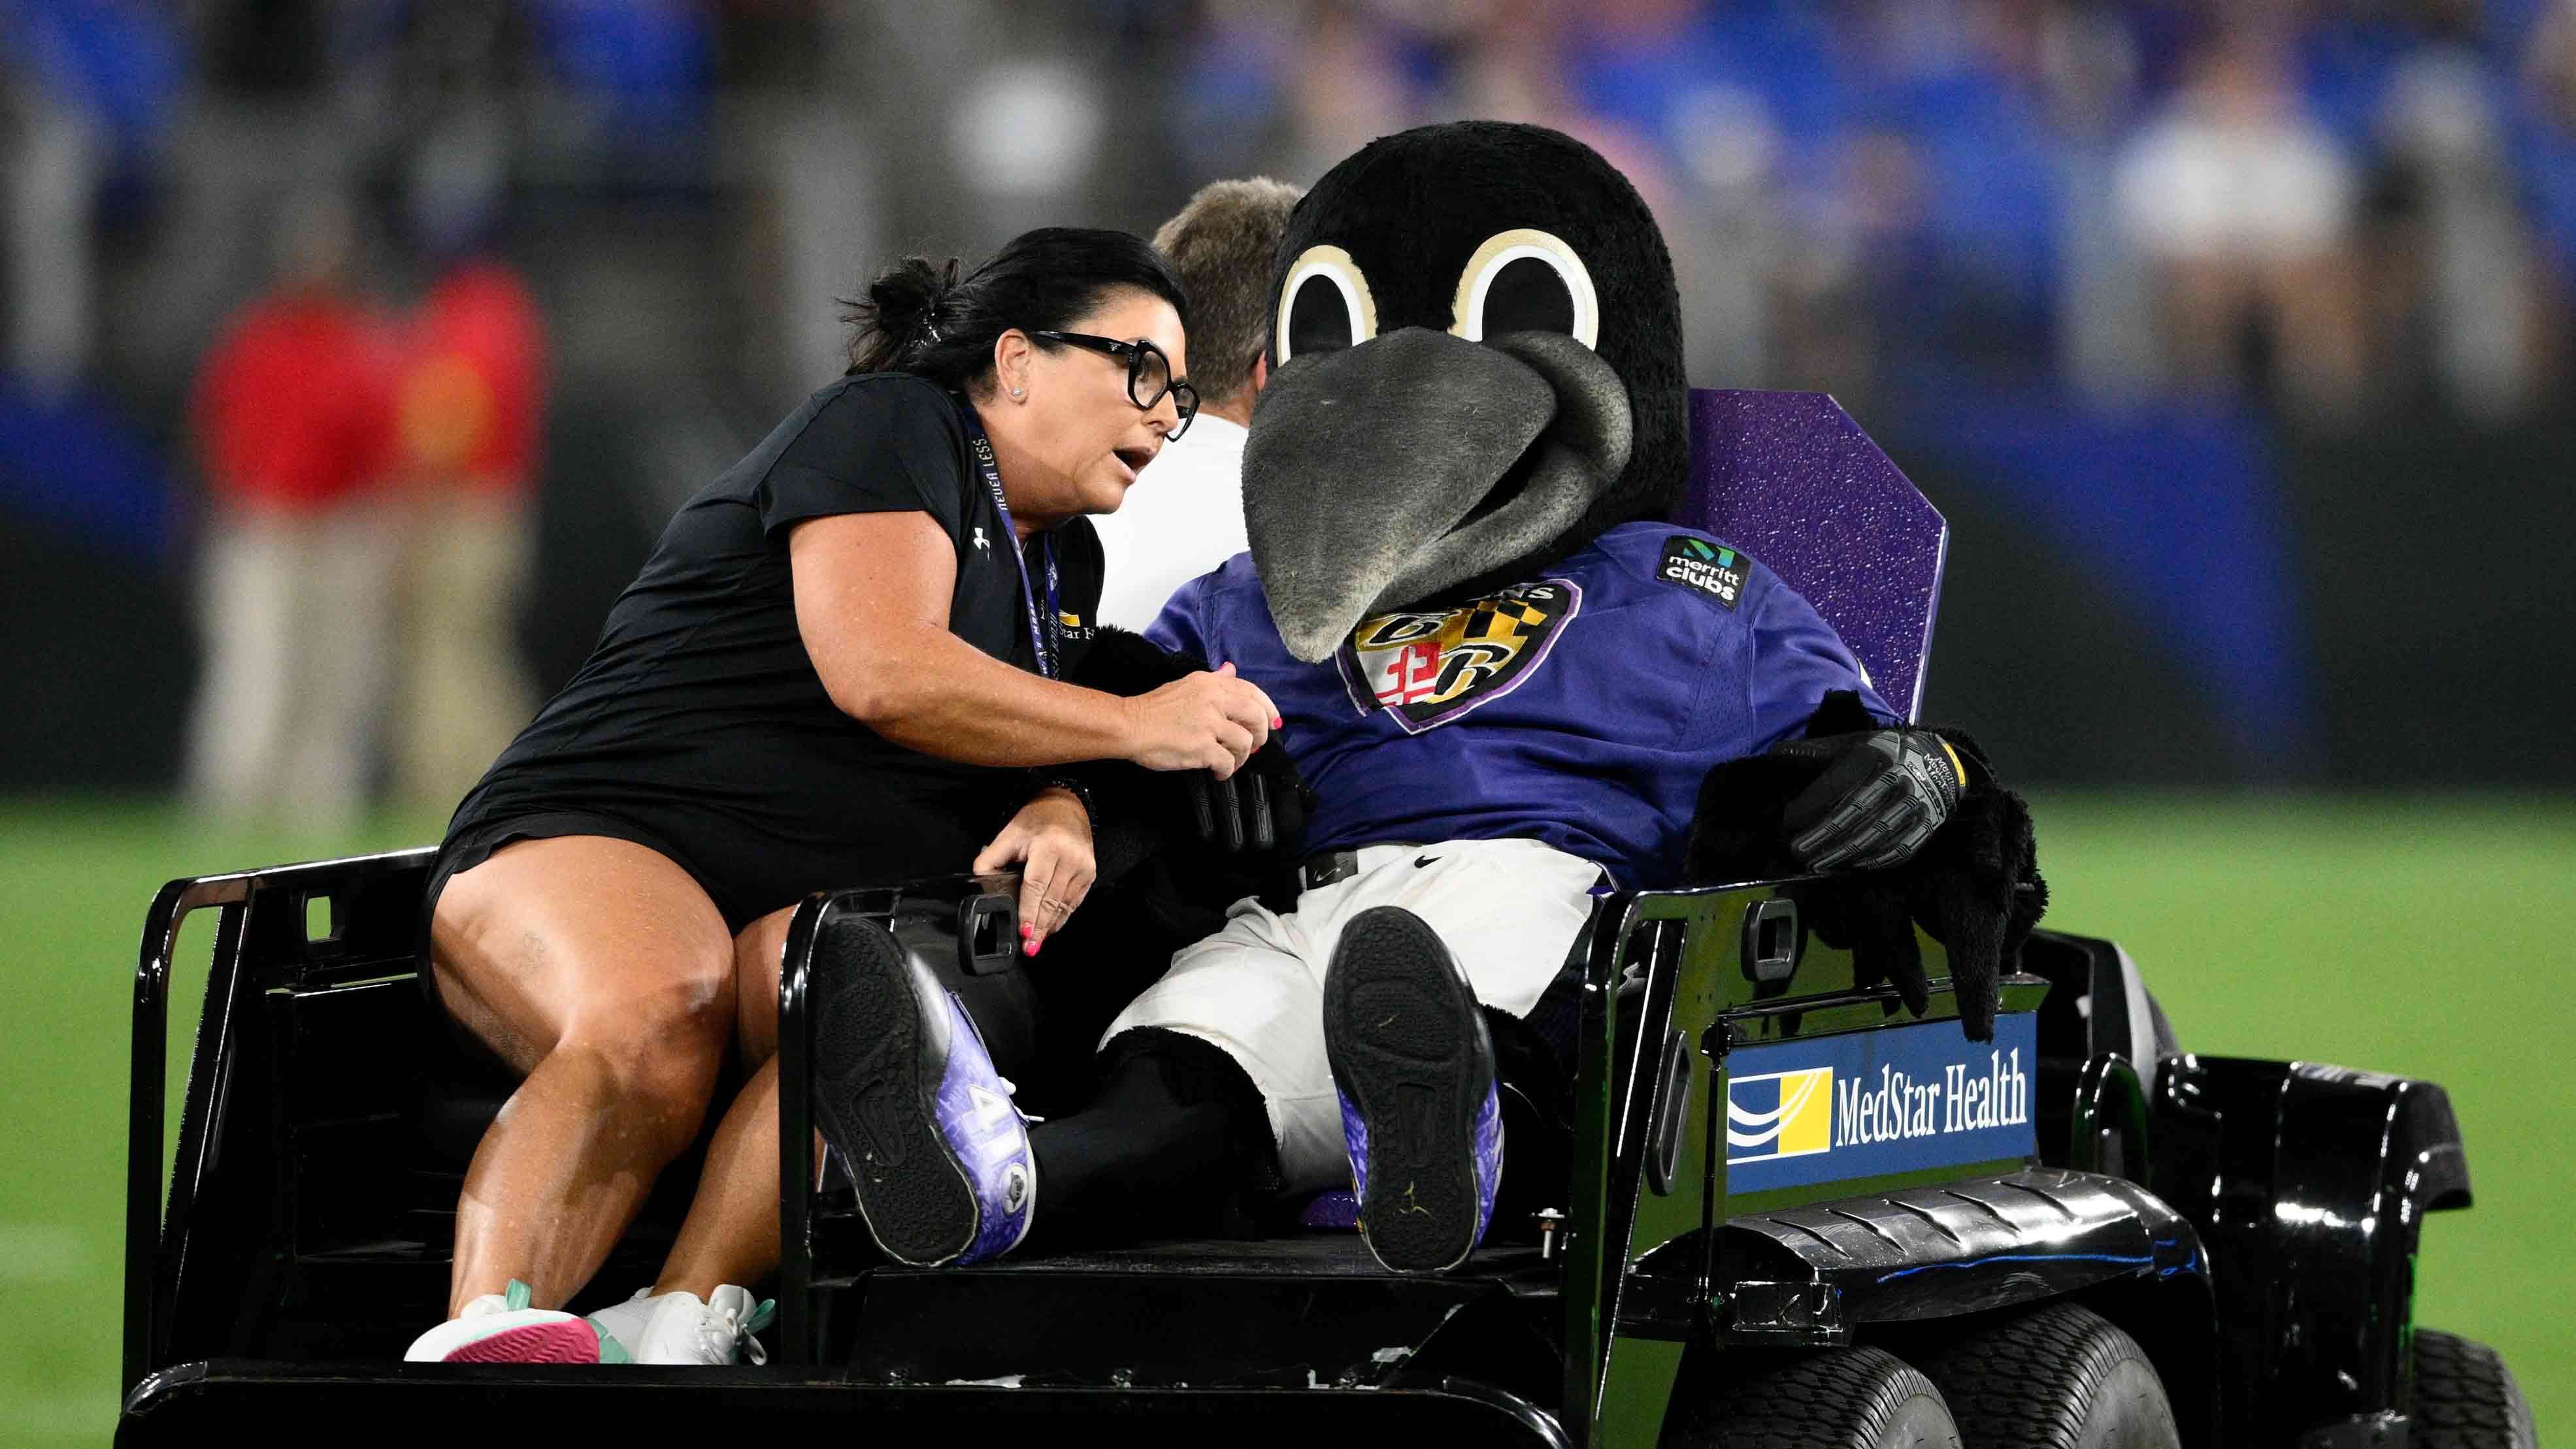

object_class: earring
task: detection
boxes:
[1012,387,1025,399]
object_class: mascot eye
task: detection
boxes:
[1276,245,1377,365]
[1451,229,1599,348]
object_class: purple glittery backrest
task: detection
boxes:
[1677,390,1947,721]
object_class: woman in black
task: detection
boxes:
[405,229,1279,1365]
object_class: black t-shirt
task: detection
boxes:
[450,373,1104,922]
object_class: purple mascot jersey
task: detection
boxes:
[1148,519,1891,889]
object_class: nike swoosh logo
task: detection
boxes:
[1414,855,1440,868]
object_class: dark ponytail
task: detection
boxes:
[842,227,1192,393]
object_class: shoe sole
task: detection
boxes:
[810,914,980,1267]
[408,1314,604,1364]
[1324,906,1491,1273]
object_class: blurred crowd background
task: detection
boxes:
[7,8,2573,1440]
[6,0,2575,827]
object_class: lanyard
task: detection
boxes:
[953,399,1063,679]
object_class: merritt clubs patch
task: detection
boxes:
[1658,535,1747,609]
[1336,579,1581,735]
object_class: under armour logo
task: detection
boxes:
[972,527,990,551]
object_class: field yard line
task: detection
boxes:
[0,1222,92,1283]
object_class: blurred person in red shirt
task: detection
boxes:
[392,254,547,815]
[182,190,400,834]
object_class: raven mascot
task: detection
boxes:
[848,120,2045,1272]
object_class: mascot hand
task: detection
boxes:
[1059,625,1220,883]
[1789,783,2046,1041]
[1060,626,1312,875]
[1770,728,1965,871]
[1685,694,2046,1041]
[1189,740,1312,855]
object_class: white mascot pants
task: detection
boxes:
[1104,837,1604,1190]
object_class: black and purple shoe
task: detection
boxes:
[811,915,1035,1267]
[1323,905,1504,1274]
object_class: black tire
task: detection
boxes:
[1912,1303,2178,1449]
[1690,1346,1962,1448]
[2412,1329,2537,1449]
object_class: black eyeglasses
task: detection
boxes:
[1028,331,1200,440]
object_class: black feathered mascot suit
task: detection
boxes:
[1025,121,2043,1270]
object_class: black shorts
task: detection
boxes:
[428,802,795,932]
[416,778,1002,1042]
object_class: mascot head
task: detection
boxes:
[1244,120,1687,660]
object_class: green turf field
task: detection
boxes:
[3,794,2566,1443]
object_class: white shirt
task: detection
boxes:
[2115,107,2356,262]
[1090,412,1249,632]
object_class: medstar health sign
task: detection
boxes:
[1725,1015,2038,1192]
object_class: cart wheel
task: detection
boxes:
[1689,1346,1960,1448]
[1913,1303,2177,1449]
[2411,1329,2537,1449]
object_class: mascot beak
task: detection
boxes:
[1244,327,1634,662]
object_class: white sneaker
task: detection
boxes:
[404,1279,623,1363]
[580,1287,656,1359]
[625,1284,775,1365]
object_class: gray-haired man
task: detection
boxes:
[1094,177,1302,631]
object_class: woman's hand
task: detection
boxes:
[1123,662,1281,779]
[973,787,1096,954]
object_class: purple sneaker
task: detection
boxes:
[812,914,1035,1267]
[1323,905,1504,1273]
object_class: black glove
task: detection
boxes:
[1771,728,1966,871]
[1187,741,1311,854]
[1684,693,2045,1041]
[1061,625,1310,879]
[1781,783,2045,1039]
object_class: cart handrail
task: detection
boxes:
[125,847,439,1391]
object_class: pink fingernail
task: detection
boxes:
[1020,922,1034,937]
[1272,717,1284,729]
[1022,938,1037,956]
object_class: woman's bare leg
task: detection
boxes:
[430,836,737,1314]
[653,905,795,1297]
[653,1059,783,1296]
